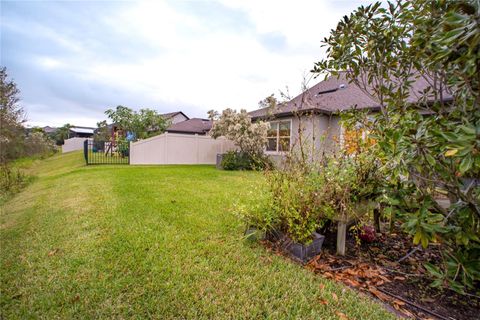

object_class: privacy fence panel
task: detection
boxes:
[62,137,92,153]
[130,133,236,165]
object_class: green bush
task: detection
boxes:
[242,132,382,246]
[23,132,57,158]
[312,0,480,292]
[0,165,32,203]
[236,198,280,236]
[221,151,272,171]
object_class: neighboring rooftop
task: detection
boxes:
[41,125,95,134]
[166,118,212,135]
[249,72,453,119]
[70,126,95,134]
[161,111,189,120]
[42,126,57,134]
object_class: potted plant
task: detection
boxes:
[282,232,325,262]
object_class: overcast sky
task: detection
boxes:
[2,0,369,128]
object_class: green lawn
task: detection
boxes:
[0,152,395,319]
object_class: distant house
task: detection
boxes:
[248,72,452,161]
[42,125,95,138]
[42,126,57,135]
[69,126,95,138]
[166,118,212,135]
[161,111,189,125]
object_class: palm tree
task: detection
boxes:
[54,123,72,145]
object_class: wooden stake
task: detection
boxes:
[337,221,347,256]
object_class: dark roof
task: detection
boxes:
[166,118,212,135]
[161,111,189,120]
[249,72,453,119]
[43,126,57,134]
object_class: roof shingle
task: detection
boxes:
[166,118,212,135]
[249,72,452,119]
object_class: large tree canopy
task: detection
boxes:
[313,0,479,292]
[0,67,25,163]
[104,106,168,141]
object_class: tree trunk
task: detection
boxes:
[373,208,381,233]
[389,209,396,233]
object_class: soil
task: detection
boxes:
[263,227,480,320]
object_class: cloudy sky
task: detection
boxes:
[2,0,368,127]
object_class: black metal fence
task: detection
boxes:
[84,140,129,165]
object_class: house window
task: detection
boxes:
[266,120,291,152]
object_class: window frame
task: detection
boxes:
[265,119,292,154]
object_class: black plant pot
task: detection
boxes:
[283,232,325,262]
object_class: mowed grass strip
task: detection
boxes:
[0,152,396,319]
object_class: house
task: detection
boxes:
[248,72,451,161]
[161,111,189,125]
[42,126,57,135]
[42,125,95,138]
[69,126,95,138]
[165,118,212,135]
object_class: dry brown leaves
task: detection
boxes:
[48,248,60,256]
[307,253,416,318]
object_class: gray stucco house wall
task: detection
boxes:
[261,114,342,166]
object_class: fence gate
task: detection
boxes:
[83,140,129,165]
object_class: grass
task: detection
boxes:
[0,152,396,319]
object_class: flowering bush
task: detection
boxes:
[208,108,270,159]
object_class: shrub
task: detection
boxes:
[208,108,270,167]
[23,132,57,158]
[236,198,280,235]
[221,151,272,171]
[244,126,383,247]
[0,165,32,202]
[313,0,480,292]
[265,163,324,244]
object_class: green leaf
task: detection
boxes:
[424,263,443,278]
[459,155,473,174]
[445,149,458,157]
[425,154,436,166]
[413,231,422,245]
[421,235,429,249]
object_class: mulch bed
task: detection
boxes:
[263,228,480,320]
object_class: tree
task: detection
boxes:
[208,108,270,158]
[313,0,479,291]
[104,106,168,140]
[0,67,25,164]
[94,120,111,142]
[54,123,72,145]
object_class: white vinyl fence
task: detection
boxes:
[130,133,236,165]
[62,137,92,153]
